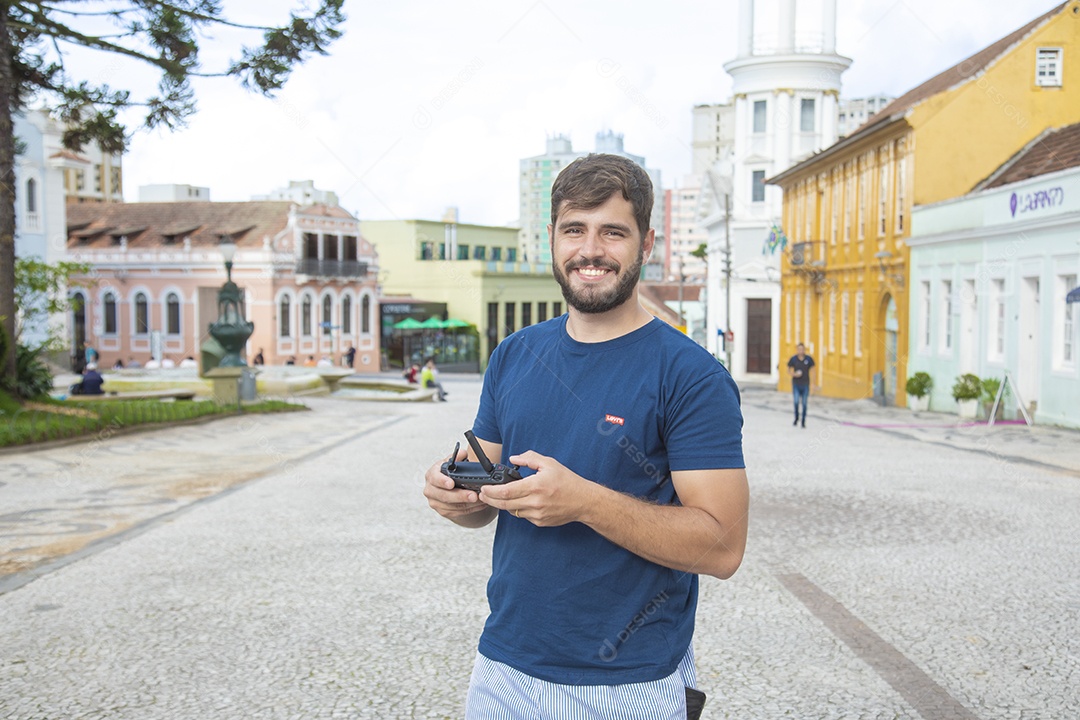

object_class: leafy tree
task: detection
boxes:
[0,0,346,386]
[14,257,90,350]
[690,242,708,262]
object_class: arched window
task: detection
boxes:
[280,296,291,338]
[134,292,149,334]
[301,295,312,336]
[26,178,36,213]
[166,293,181,334]
[361,295,371,334]
[103,292,117,334]
[342,296,352,334]
[322,295,332,334]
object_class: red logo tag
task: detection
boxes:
[604,414,625,426]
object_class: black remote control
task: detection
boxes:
[441,430,523,493]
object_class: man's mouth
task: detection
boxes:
[572,265,615,280]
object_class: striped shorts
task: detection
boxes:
[464,647,697,720]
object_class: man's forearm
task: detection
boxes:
[576,484,743,579]
[450,505,498,529]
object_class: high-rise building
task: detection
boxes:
[517,131,664,275]
[664,178,709,283]
[691,103,735,176]
[838,95,894,138]
[701,0,851,381]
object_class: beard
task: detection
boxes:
[552,242,644,314]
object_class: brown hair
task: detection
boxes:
[550,153,653,237]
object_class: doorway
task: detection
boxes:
[1017,276,1040,412]
[883,295,898,405]
[959,279,977,373]
[71,291,87,371]
[746,299,772,374]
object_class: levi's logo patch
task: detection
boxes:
[604,414,625,426]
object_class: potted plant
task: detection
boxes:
[981,377,1006,421]
[905,371,933,411]
[951,373,981,419]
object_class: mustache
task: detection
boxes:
[565,257,620,272]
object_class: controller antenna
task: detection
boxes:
[447,442,460,472]
[464,430,494,473]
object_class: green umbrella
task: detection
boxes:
[392,317,424,329]
[443,318,469,328]
[419,316,446,329]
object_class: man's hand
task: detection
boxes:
[423,448,497,528]
[479,451,595,527]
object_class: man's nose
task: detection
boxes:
[579,227,603,257]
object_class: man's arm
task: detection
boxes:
[480,453,749,580]
[423,436,501,529]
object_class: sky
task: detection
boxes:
[56,0,1062,227]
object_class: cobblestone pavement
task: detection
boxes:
[1,376,1077,719]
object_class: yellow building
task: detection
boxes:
[360,219,566,367]
[769,1,1080,405]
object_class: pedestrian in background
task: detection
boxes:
[420,357,446,401]
[787,342,816,428]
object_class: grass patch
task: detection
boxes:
[0,390,307,449]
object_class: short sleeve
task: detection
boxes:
[664,369,745,472]
[472,344,504,445]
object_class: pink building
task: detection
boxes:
[65,201,380,370]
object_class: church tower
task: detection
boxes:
[704,0,851,381]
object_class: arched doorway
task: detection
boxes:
[882,294,898,406]
[71,291,87,372]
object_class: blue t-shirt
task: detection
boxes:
[472,315,744,685]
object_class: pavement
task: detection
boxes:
[1,374,1078,718]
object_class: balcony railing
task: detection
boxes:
[295,258,369,278]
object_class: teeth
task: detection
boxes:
[578,267,609,277]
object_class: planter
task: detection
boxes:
[908,395,929,412]
[957,399,979,419]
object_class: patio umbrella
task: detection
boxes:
[443,318,470,328]
[419,316,446,329]
[392,317,424,329]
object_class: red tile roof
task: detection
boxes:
[65,201,355,250]
[977,121,1080,189]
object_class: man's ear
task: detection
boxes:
[642,227,656,262]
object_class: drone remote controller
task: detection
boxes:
[441,430,523,493]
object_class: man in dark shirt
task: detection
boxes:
[786,343,816,428]
[79,363,105,395]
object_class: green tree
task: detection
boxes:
[0,0,346,386]
[14,257,90,349]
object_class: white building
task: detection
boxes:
[702,0,850,380]
[138,184,210,202]
[907,123,1080,429]
[665,177,709,283]
[838,95,894,138]
[691,103,735,176]
[13,109,119,348]
[518,131,664,278]
[252,179,339,206]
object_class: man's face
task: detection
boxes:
[548,194,654,315]
[796,345,806,358]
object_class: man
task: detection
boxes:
[344,343,356,369]
[78,363,105,395]
[786,342,816,428]
[424,154,748,719]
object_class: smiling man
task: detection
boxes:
[424,154,749,720]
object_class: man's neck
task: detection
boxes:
[565,295,653,343]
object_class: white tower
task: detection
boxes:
[703,0,850,382]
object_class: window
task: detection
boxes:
[103,292,117,334]
[990,279,1005,360]
[504,303,515,337]
[537,302,548,323]
[1058,274,1077,367]
[342,296,352,334]
[74,169,85,191]
[785,294,793,344]
[362,295,371,334]
[302,295,313,336]
[940,280,953,352]
[110,167,122,195]
[487,302,499,355]
[25,178,36,213]
[828,292,836,352]
[858,168,867,240]
[522,303,532,327]
[753,100,767,133]
[166,293,180,335]
[93,164,102,193]
[322,295,332,333]
[855,292,863,357]
[803,290,811,352]
[553,301,562,317]
[420,242,434,260]
[507,248,518,262]
[280,296,291,338]
[1036,48,1063,87]
[879,161,889,237]
[896,155,906,234]
[134,292,149,334]
[491,247,502,262]
[473,246,486,260]
[752,170,766,203]
[845,167,854,242]
[841,293,849,355]
[831,176,839,245]
[921,281,931,349]
[800,98,815,132]
[794,291,802,346]
[457,244,469,260]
